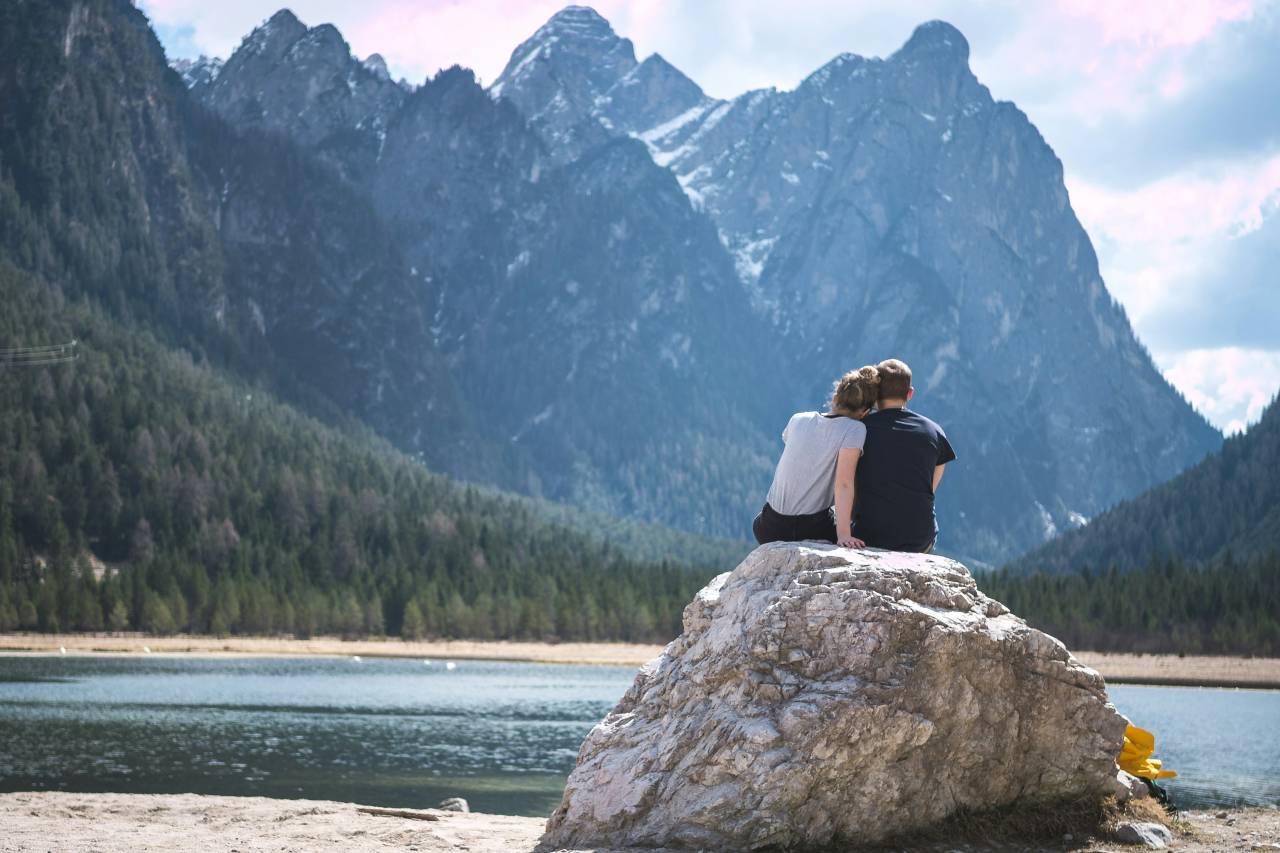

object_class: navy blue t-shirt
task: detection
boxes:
[853,408,956,552]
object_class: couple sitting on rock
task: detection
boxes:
[753,358,956,553]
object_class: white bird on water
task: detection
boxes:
[423,660,433,666]
[445,661,457,671]
[59,646,66,655]
[142,646,151,654]
[352,655,362,662]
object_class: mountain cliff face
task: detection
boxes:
[480,9,1222,560]
[10,2,1220,563]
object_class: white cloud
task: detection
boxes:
[1068,155,1280,426]
[1066,154,1280,327]
[1159,347,1280,433]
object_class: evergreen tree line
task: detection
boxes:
[0,262,713,642]
[978,552,1280,656]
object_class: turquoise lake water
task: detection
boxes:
[0,656,1275,816]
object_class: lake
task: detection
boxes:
[0,655,1275,816]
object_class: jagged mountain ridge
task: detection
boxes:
[200,9,407,184]
[196,9,786,537]
[173,5,1215,562]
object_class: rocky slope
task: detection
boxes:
[1011,395,1280,572]
[113,4,1222,561]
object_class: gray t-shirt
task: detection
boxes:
[765,412,867,516]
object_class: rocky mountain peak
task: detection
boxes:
[894,19,970,66]
[267,8,302,29]
[240,8,307,61]
[362,53,390,81]
[492,5,636,99]
[597,52,709,134]
[281,21,353,68]
[198,11,407,183]
[171,55,223,94]
[538,5,621,42]
[423,64,487,102]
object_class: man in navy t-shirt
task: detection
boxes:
[853,359,956,552]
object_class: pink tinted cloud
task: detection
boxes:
[976,0,1256,125]
[1065,155,1280,331]
[1056,0,1253,49]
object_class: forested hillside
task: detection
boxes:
[980,553,1280,656]
[985,398,1280,656]
[0,262,713,641]
[1011,397,1280,574]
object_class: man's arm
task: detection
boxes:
[932,463,946,494]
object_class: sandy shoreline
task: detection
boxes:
[1,633,1277,687]
[0,792,1275,852]
[0,632,662,667]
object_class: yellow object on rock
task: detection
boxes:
[1119,723,1177,780]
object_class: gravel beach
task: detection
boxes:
[0,792,1276,852]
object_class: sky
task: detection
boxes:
[139,0,1280,434]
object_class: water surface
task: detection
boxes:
[1109,684,1279,808]
[0,655,624,815]
[0,655,1275,815]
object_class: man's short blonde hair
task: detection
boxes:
[876,359,912,401]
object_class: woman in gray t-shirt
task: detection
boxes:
[753,366,880,548]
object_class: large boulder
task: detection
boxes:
[542,543,1128,850]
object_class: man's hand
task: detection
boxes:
[837,534,865,549]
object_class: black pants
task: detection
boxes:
[752,503,836,545]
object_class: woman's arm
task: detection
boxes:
[834,447,864,548]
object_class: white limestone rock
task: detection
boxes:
[541,543,1129,850]
[1113,820,1174,848]
[1110,768,1150,802]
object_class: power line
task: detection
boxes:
[0,339,77,355]
[0,340,79,367]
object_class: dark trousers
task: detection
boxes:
[752,502,836,545]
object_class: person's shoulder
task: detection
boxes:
[865,408,911,429]
[785,410,818,431]
[919,412,948,433]
[900,408,939,427]
[908,410,950,439]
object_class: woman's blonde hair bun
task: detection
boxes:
[831,365,881,414]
